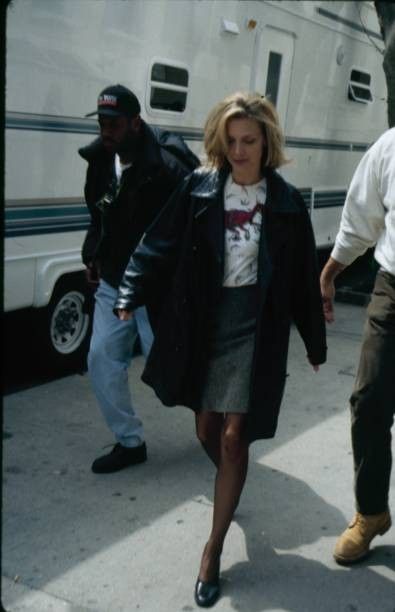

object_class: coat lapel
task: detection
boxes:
[257,169,299,292]
[191,168,228,268]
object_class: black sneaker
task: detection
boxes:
[91,442,147,473]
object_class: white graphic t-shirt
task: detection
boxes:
[223,174,267,287]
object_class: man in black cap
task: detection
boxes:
[79,84,199,473]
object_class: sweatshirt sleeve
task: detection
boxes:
[331,139,386,266]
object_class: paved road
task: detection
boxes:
[2,303,394,612]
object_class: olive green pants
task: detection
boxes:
[350,270,395,515]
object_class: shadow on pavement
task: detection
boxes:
[221,463,395,611]
[2,305,394,611]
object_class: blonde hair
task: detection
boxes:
[204,91,289,170]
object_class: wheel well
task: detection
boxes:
[33,258,86,308]
[51,271,87,298]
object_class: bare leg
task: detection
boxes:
[198,413,249,581]
[195,411,224,468]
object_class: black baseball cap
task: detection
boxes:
[86,84,141,117]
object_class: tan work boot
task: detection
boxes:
[334,510,392,564]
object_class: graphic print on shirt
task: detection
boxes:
[223,175,267,287]
[225,201,265,241]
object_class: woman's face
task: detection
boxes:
[225,117,265,184]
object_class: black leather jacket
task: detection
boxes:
[79,121,197,289]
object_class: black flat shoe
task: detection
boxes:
[194,575,220,608]
[91,442,147,473]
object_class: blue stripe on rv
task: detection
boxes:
[5,112,369,152]
[5,189,347,237]
[5,204,90,237]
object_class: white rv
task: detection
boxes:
[5,0,387,370]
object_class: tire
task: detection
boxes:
[38,275,93,373]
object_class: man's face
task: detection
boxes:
[98,115,140,154]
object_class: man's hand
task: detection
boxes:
[117,309,134,321]
[319,256,346,324]
[320,276,336,323]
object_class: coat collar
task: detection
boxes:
[190,166,300,215]
[190,166,228,200]
[265,169,299,214]
[78,121,161,174]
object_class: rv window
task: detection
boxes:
[265,52,282,107]
[150,88,187,112]
[350,70,370,86]
[151,64,188,87]
[348,69,372,104]
[149,62,189,113]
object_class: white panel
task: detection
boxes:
[5,131,91,200]
[4,253,36,310]
[4,232,86,311]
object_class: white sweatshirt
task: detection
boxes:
[331,127,395,275]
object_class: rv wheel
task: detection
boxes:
[40,276,93,372]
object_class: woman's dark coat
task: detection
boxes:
[115,166,327,443]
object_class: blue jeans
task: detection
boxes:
[88,279,153,448]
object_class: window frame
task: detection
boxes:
[347,66,373,104]
[146,58,190,117]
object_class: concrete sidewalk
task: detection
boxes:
[2,303,394,612]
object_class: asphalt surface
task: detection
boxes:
[2,302,394,612]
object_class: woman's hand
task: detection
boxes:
[307,356,320,372]
[117,309,134,321]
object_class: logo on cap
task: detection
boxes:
[98,94,118,107]
[85,84,141,118]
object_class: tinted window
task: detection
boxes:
[350,70,370,86]
[150,88,187,112]
[265,52,282,106]
[151,64,189,87]
[348,84,372,103]
[348,69,372,103]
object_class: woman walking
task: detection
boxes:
[114,92,326,607]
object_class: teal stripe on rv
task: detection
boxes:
[6,112,99,135]
[6,112,369,152]
[5,189,347,238]
[314,190,347,208]
[5,203,90,237]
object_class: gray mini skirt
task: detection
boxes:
[199,284,258,414]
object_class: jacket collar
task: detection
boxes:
[78,121,161,174]
[138,122,163,172]
[265,168,299,214]
[190,166,299,214]
[190,166,228,200]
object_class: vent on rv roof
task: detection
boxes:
[149,62,189,113]
[348,69,373,104]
